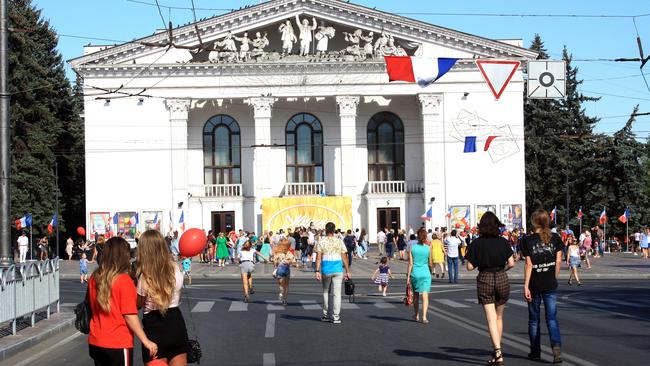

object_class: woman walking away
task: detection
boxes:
[521,209,563,363]
[88,237,157,366]
[465,212,515,365]
[216,232,229,267]
[273,239,296,305]
[239,240,268,302]
[371,257,393,296]
[137,230,188,366]
[407,228,433,323]
[567,236,582,286]
[430,233,445,278]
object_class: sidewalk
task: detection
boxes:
[58,248,650,280]
[0,312,75,362]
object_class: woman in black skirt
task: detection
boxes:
[137,230,188,366]
[465,212,515,366]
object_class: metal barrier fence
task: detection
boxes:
[0,259,60,335]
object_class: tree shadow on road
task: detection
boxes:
[367,315,412,322]
[393,349,484,365]
[280,314,323,322]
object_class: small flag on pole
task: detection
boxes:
[421,206,433,221]
[179,211,185,232]
[48,214,57,234]
[578,207,583,220]
[618,208,629,224]
[153,213,159,225]
[15,214,33,230]
[445,207,452,219]
[599,207,607,225]
[550,207,557,222]
[484,136,499,151]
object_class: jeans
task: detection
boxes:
[321,272,343,321]
[386,243,394,258]
[527,290,562,355]
[447,256,459,283]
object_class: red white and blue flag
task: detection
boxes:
[578,207,583,220]
[385,56,458,87]
[550,207,557,223]
[48,214,57,234]
[421,206,433,221]
[15,214,33,230]
[618,208,629,224]
[508,206,513,222]
[153,212,159,225]
[179,211,185,232]
[446,207,452,219]
[599,207,607,225]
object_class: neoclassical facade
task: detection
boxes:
[70,0,536,241]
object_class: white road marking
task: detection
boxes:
[191,301,215,312]
[265,313,276,338]
[340,302,360,309]
[229,301,248,312]
[300,300,321,310]
[60,302,76,307]
[433,299,470,308]
[263,353,276,366]
[507,299,529,307]
[266,300,285,310]
[373,300,396,309]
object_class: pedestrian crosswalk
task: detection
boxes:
[186,296,650,314]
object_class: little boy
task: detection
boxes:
[181,257,192,285]
[79,252,89,283]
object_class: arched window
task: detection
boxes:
[203,115,241,184]
[286,113,323,183]
[367,112,404,181]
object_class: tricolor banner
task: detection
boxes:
[385,56,458,87]
[15,214,33,230]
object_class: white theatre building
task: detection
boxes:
[70,0,536,242]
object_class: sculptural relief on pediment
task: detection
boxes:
[185,15,419,64]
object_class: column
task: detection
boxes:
[165,98,191,227]
[335,96,360,197]
[418,93,445,228]
[246,97,276,233]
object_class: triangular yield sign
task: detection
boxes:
[475,60,521,100]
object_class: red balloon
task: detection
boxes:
[454,223,461,229]
[179,228,205,257]
[77,227,86,236]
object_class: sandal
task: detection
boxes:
[249,287,255,294]
[486,348,504,366]
[420,319,429,324]
[412,314,419,322]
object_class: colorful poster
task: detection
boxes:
[501,204,523,230]
[449,205,471,230]
[476,205,497,224]
[262,196,352,232]
[143,211,162,232]
[117,211,137,240]
[89,212,110,241]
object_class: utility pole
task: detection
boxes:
[0,0,12,267]
[55,156,59,259]
[565,171,570,228]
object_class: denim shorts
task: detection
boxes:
[569,256,581,268]
[277,264,291,278]
[80,269,88,275]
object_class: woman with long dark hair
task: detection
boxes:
[465,212,515,365]
[137,230,188,366]
[87,237,157,366]
[521,209,563,363]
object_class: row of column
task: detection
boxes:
[164,93,447,229]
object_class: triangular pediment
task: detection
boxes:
[69,0,536,69]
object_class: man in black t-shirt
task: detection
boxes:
[521,225,563,363]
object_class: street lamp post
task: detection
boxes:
[0,0,12,267]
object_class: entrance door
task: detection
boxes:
[377,207,400,233]
[211,211,235,234]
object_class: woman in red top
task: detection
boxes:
[88,237,157,366]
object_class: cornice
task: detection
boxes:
[69,0,536,68]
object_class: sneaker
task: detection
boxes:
[320,316,331,322]
[332,319,341,324]
[552,346,563,363]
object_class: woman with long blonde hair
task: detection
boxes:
[273,238,296,305]
[88,237,157,366]
[136,230,188,366]
[521,209,563,363]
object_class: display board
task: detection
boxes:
[262,196,352,232]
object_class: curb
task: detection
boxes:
[0,313,76,362]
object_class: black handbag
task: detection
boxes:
[186,339,202,364]
[74,288,92,334]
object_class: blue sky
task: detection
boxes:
[32,0,650,137]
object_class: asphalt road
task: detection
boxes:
[3,277,649,366]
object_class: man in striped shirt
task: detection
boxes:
[315,222,350,324]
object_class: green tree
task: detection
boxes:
[8,0,84,248]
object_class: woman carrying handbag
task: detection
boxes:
[406,228,433,323]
